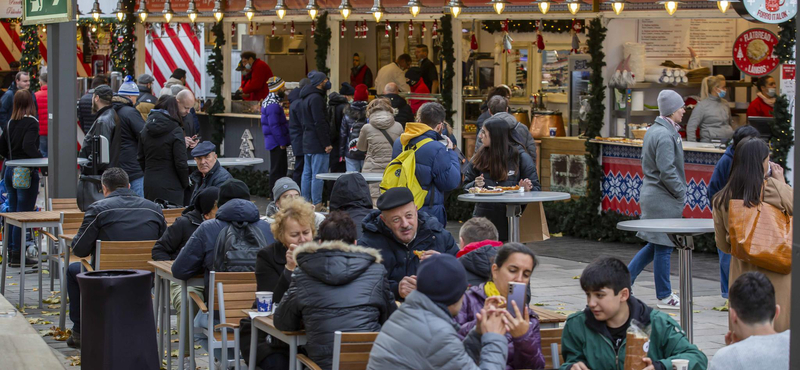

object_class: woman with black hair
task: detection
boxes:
[747,76,778,117]
[712,138,793,332]
[138,95,189,206]
[463,116,540,241]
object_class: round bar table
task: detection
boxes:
[616,218,715,344]
[187,157,264,166]
[458,191,571,242]
[316,172,384,183]
[6,158,90,211]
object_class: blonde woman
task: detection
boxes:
[357,98,403,201]
[686,75,733,142]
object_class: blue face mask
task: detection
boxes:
[324,81,332,90]
[718,90,726,98]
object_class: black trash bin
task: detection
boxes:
[77,269,159,370]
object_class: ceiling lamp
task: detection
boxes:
[90,0,102,21]
[566,0,580,14]
[535,0,550,14]
[136,0,148,22]
[405,0,423,17]
[187,0,198,22]
[274,0,287,19]
[488,0,510,14]
[339,0,353,20]
[610,0,624,14]
[162,0,174,22]
[212,0,224,21]
[447,0,465,17]
[370,0,385,22]
[717,0,731,13]
[114,0,124,21]
[243,0,256,21]
[306,0,320,19]
[662,0,679,15]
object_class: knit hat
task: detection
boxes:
[194,186,220,216]
[307,71,327,87]
[354,84,369,102]
[405,67,423,86]
[137,74,155,85]
[272,177,301,201]
[657,90,684,117]
[377,187,415,211]
[118,75,139,96]
[298,78,311,89]
[218,179,250,207]
[340,82,355,96]
[417,254,468,306]
[94,84,114,103]
[268,76,285,93]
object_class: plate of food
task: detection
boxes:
[495,185,522,193]
[468,187,505,196]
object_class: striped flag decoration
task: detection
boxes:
[145,23,203,96]
[0,21,91,77]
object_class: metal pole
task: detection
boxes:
[47,22,78,198]
[790,9,800,368]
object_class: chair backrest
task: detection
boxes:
[162,207,186,226]
[94,240,157,271]
[50,198,80,212]
[60,211,85,235]
[331,331,379,370]
[210,271,257,326]
[540,327,564,369]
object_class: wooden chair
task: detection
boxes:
[48,198,80,212]
[162,207,186,227]
[79,240,157,272]
[540,327,564,369]
[39,211,84,330]
[189,271,256,370]
[297,331,379,370]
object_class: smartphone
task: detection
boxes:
[507,282,527,318]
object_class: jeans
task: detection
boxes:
[67,262,82,332]
[129,177,144,198]
[39,136,48,157]
[628,242,673,300]
[301,153,329,205]
[718,249,731,299]
[292,155,304,186]
[269,147,288,199]
[4,167,40,254]
[345,157,364,172]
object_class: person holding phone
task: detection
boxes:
[455,243,546,370]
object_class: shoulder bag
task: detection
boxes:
[6,118,31,189]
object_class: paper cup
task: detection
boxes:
[256,291,274,313]
[671,359,690,370]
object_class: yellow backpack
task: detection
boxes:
[379,138,433,209]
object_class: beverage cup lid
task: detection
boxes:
[671,359,689,364]
[256,291,274,296]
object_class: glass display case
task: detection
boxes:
[541,49,570,94]
[502,42,533,101]
[568,55,591,136]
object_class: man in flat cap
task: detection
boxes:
[188,141,231,204]
[358,187,459,301]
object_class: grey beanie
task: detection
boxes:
[657,90,684,117]
[272,177,301,201]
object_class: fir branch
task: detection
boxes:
[20,25,40,92]
[314,11,331,75]
[770,94,793,180]
[441,15,455,124]
[206,21,227,149]
[776,19,796,64]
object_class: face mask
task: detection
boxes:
[244,63,252,70]
[767,88,776,97]
[718,90,726,99]
[324,81,332,90]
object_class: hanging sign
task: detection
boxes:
[732,28,779,77]
[735,0,797,24]
[23,0,72,25]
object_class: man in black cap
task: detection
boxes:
[135,74,158,121]
[188,141,231,205]
[358,187,459,301]
[79,85,118,175]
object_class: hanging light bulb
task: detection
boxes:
[186,0,198,22]
[488,0,509,14]
[307,0,320,19]
[162,0,174,23]
[566,0,580,14]
[274,0,287,20]
[610,0,624,14]
[535,0,550,15]
[405,0,423,17]
[447,0,465,17]
[370,0,385,22]
[114,0,124,21]
[242,0,256,21]
[339,0,353,20]
[90,0,102,21]
[662,0,678,15]
[136,0,149,23]
[717,0,730,13]
[212,0,224,21]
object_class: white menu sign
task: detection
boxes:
[638,19,737,59]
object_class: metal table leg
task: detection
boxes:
[36,233,42,308]
[289,336,298,370]
[506,205,521,243]
[179,281,187,368]
[669,233,694,343]
[165,278,172,370]
[154,273,162,356]
[19,222,26,308]
[59,244,69,330]
[1,218,9,295]
[249,322,257,370]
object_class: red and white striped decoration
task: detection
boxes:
[144,23,202,95]
[0,21,91,77]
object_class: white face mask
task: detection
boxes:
[767,88,776,97]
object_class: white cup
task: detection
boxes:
[256,291,274,313]
[672,359,690,370]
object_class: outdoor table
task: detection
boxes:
[187,157,264,167]
[6,158,90,212]
[457,191,571,242]
[248,314,307,370]
[148,260,203,370]
[531,306,568,329]
[316,172,384,183]
[616,218,714,343]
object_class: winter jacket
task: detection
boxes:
[138,109,190,206]
[35,85,47,136]
[457,240,503,287]
[350,64,374,88]
[384,94,414,127]
[158,77,185,97]
[475,112,538,166]
[638,116,686,246]
[686,96,733,143]
[707,145,734,206]
[366,290,509,370]
[151,207,204,261]
[560,296,707,370]
[288,88,305,157]
[0,116,41,161]
[327,92,349,156]
[0,82,37,132]
[79,105,117,174]
[339,101,367,160]
[71,188,167,258]
[240,59,274,101]
[329,173,373,239]
[358,210,459,300]
[357,111,403,200]
[475,109,492,141]
[456,284,546,370]
[274,241,396,370]
[747,95,774,117]
[136,86,158,121]
[261,98,290,151]
[408,80,430,116]
[78,90,96,134]
[188,160,231,205]
[391,123,462,226]
[172,199,276,292]
[374,63,411,95]
[112,95,146,181]
[713,177,793,332]
[300,84,330,155]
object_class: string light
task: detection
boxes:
[307,0,320,19]
[114,0,124,21]
[136,0,148,23]
[162,0,174,23]
[406,0,423,17]
[662,1,679,15]
[213,0,224,21]
[611,0,624,14]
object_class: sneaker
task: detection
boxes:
[67,332,81,349]
[657,293,680,310]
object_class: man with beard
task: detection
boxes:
[0,71,36,131]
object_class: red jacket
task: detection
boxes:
[35,85,48,136]
[240,58,273,101]
[747,96,774,117]
[408,80,430,116]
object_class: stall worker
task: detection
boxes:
[237,51,273,101]
[747,76,777,117]
[686,75,733,143]
[351,52,374,89]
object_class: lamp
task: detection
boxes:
[242,0,255,21]
[370,0,385,22]
[566,0,580,15]
[274,0,287,19]
[610,0,624,14]
[405,0,423,17]
[187,0,198,22]
[213,0,224,21]
[114,0,124,21]
[162,0,174,23]
[136,0,148,23]
[488,0,510,14]
[90,0,102,21]
[661,0,679,15]
[447,0,465,17]
[535,0,550,14]
[306,0,320,19]
[339,0,353,20]
[717,0,731,13]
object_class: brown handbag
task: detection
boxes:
[728,181,793,274]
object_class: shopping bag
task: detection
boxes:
[519,202,550,242]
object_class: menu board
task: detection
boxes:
[638,19,736,59]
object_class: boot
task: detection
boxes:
[314,203,328,213]
[67,330,81,349]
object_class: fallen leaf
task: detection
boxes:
[6,275,11,279]
[39,329,52,336]
[67,355,81,366]
[171,338,180,343]
[45,326,71,341]
[712,305,729,312]
[194,345,202,349]
[171,329,178,335]
[572,276,580,279]
[46,304,59,309]
[32,288,38,292]
[170,349,179,357]
[693,310,701,313]
[42,270,49,275]
[668,313,677,316]
[41,311,60,316]
[557,306,566,310]
[9,283,17,286]
[28,318,51,325]
[43,296,61,304]
[552,232,563,237]
[24,305,37,310]
[533,303,546,307]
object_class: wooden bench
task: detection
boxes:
[162,208,186,227]
[297,331,379,370]
[541,327,564,369]
[532,306,568,329]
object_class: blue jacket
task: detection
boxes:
[0,81,37,132]
[261,98,290,151]
[707,145,734,209]
[357,209,459,300]
[172,198,275,291]
[391,124,461,226]
[288,88,304,156]
[300,84,330,155]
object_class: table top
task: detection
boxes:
[187,158,264,167]
[616,219,715,233]
[6,158,90,167]
[458,191,571,204]
[148,260,174,273]
[0,211,62,222]
[316,172,384,182]
[252,314,306,336]
[0,294,65,369]
[531,306,568,324]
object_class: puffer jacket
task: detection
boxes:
[457,240,503,287]
[35,85,47,135]
[476,112,538,166]
[686,96,733,143]
[391,123,462,226]
[288,88,304,156]
[383,93,414,127]
[0,82,37,132]
[78,90,96,133]
[138,109,190,206]
[300,84,330,154]
[135,86,158,121]
[189,160,231,205]
[112,95,146,181]
[456,284,546,370]
[79,105,117,174]
[158,77,184,97]
[707,145,734,205]
[357,111,403,198]
[358,210,459,300]
[261,96,290,151]
[339,100,367,160]
[366,290,508,370]
[327,92,349,159]
[151,207,204,261]
[329,173,373,238]
[274,241,396,370]
[71,188,167,258]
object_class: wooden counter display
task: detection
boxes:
[539,137,588,196]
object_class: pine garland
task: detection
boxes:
[776,19,796,64]
[770,94,793,180]
[112,0,137,77]
[207,21,226,148]
[483,19,581,34]
[583,18,606,207]
[314,11,331,75]
[441,15,455,124]
[20,25,40,92]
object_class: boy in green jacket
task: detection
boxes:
[560,257,707,370]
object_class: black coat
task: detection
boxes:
[357,210,459,300]
[274,241,396,370]
[151,208,204,261]
[384,94,414,127]
[329,173,373,239]
[78,90,96,134]
[112,96,146,181]
[79,105,117,175]
[459,244,499,287]
[0,82,37,132]
[189,160,231,205]
[138,110,190,206]
[300,84,330,155]
[0,116,41,161]
[288,88,304,156]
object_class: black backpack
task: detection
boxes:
[212,221,268,272]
